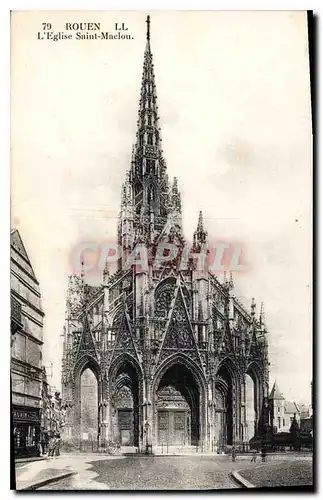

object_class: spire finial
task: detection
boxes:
[251,297,256,317]
[146,15,150,41]
[197,211,203,232]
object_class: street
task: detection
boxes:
[37,455,240,490]
[16,452,313,491]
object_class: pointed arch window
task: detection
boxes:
[198,325,203,343]
[147,186,155,207]
[146,159,155,174]
[147,114,152,127]
[147,133,153,145]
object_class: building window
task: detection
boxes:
[278,417,281,429]
[13,427,20,448]
[26,426,36,447]
[277,406,280,413]
[283,419,285,426]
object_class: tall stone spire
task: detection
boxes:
[127,16,170,239]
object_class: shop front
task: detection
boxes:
[12,405,41,458]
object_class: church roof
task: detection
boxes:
[284,401,300,414]
[269,381,285,400]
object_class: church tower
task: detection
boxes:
[61,16,270,454]
[118,16,175,264]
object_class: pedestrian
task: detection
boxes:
[231,446,237,462]
[37,440,43,457]
[54,433,61,456]
[41,433,46,455]
[48,434,56,457]
[250,450,257,463]
[261,447,267,463]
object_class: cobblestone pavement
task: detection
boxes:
[240,460,313,488]
[38,456,241,490]
[15,454,125,490]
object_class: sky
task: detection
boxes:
[11,10,312,404]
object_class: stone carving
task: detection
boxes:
[115,386,134,409]
[155,282,176,319]
[156,385,189,409]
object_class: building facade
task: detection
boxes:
[41,367,63,450]
[268,382,301,434]
[11,229,45,457]
[61,17,270,453]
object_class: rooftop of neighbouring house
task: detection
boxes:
[269,381,285,400]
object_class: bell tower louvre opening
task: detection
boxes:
[61,16,270,454]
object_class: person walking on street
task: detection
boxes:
[54,433,61,456]
[37,440,43,457]
[251,450,257,463]
[41,433,46,455]
[261,447,267,463]
[48,434,56,457]
[231,446,237,462]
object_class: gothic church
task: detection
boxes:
[61,17,270,453]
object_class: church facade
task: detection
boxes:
[61,17,270,453]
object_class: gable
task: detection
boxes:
[10,229,37,280]
[111,308,140,363]
[157,284,201,358]
[75,312,99,362]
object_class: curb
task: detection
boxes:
[18,472,76,491]
[15,457,48,464]
[231,470,255,489]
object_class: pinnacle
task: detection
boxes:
[196,210,207,237]
[103,258,110,278]
[193,210,208,247]
[259,301,265,325]
[197,211,204,232]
